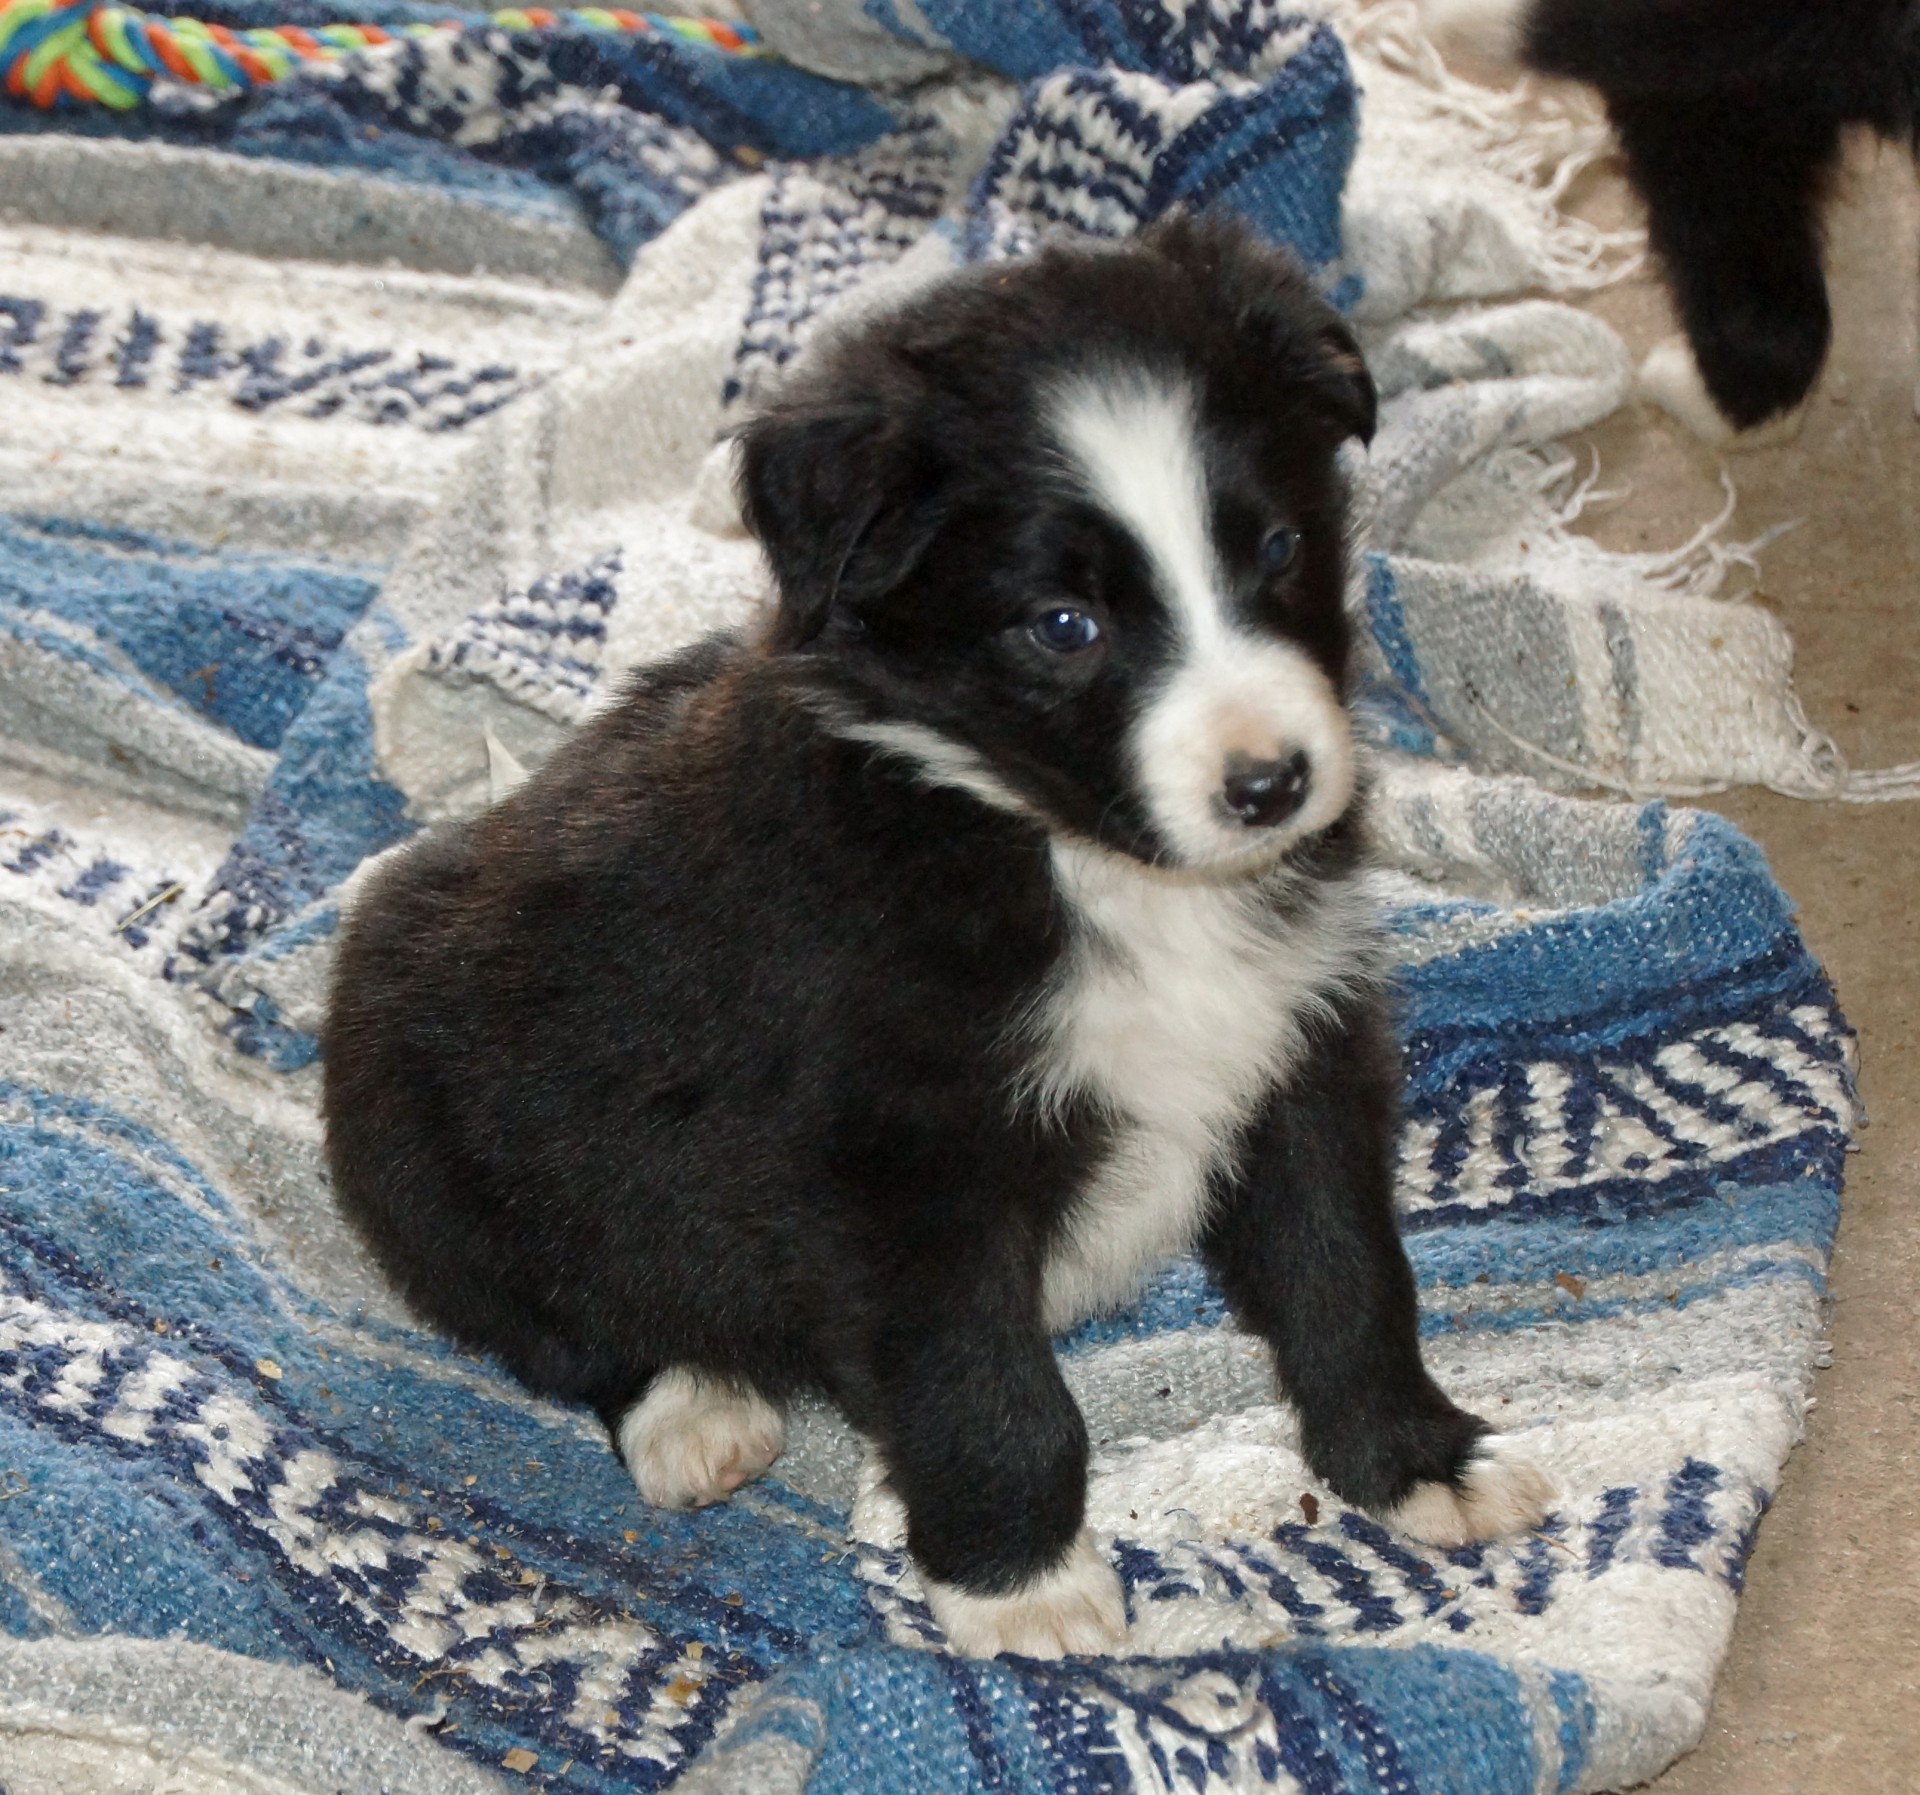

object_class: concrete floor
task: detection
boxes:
[1560,138,1920,1795]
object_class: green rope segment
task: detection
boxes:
[0,0,763,111]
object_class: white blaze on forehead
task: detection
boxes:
[1048,368,1355,870]
[1049,371,1225,652]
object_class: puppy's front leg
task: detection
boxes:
[868,1276,1126,1660]
[1203,988,1555,1546]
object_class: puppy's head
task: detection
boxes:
[737,212,1375,876]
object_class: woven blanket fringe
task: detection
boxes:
[1459,695,1920,804]
[1527,455,1920,804]
[1333,0,1643,291]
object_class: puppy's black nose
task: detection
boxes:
[1221,751,1311,829]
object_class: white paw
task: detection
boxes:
[922,1531,1129,1660]
[1385,1435,1557,1548]
[617,1368,785,1509]
[1637,333,1809,449]
[1418,0,1529,66]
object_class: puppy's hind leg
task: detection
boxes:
[616,1368,786,1510]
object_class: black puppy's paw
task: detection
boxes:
[1681,272,1831,432]
[921,1531,1128,1660]
[1383,1432,1557,1548]
[1307,1404,1554,1546]
[1607,95,1841,432]
[616,1368,786,1509]
[1637,335,1810,447]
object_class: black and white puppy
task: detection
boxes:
[1425,0,1920,432]
[322,215,1553,1661]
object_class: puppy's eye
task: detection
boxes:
[1259,526,1301,574]
[1029,607,1102,654]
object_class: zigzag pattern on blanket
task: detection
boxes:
[0,793,197,964]
[425,551,622,725]
[723,115,953,410]
[0,291,539,428]
[966,25,1356,272]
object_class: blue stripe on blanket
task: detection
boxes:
[0,515,380,752]
[1060,1171,1839,1355]
[754,1640,1551,1795]
[176,618,414,966]
[1400,817,1809,1054]
[0,94,590,225]
[1410,1180,1839,1286]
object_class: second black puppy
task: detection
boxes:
[1425,0,1920,431]
[323,216,1553,1660]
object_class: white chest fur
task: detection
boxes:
[1030,842,1369,1332]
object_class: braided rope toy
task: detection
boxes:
[0,0,763,111]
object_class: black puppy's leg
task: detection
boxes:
[1524,0,1886,94]
[865,1275,1125,1659]
[1610,95,1843,430]
[610,1367,786,1511]
[1203,987,1553,1546]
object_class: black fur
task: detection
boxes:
[1517,0,1920,428]
[322,216,1495,1615]
[1202,990,1481,1512]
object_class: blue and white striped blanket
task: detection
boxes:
[0,4,1860,1791]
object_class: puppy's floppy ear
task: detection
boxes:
[735,396,936,650]
[1141,210,1376,446]
[1308,313,1377,447]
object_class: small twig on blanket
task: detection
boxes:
[0,1471,28,1501]
[115,882,185,934]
